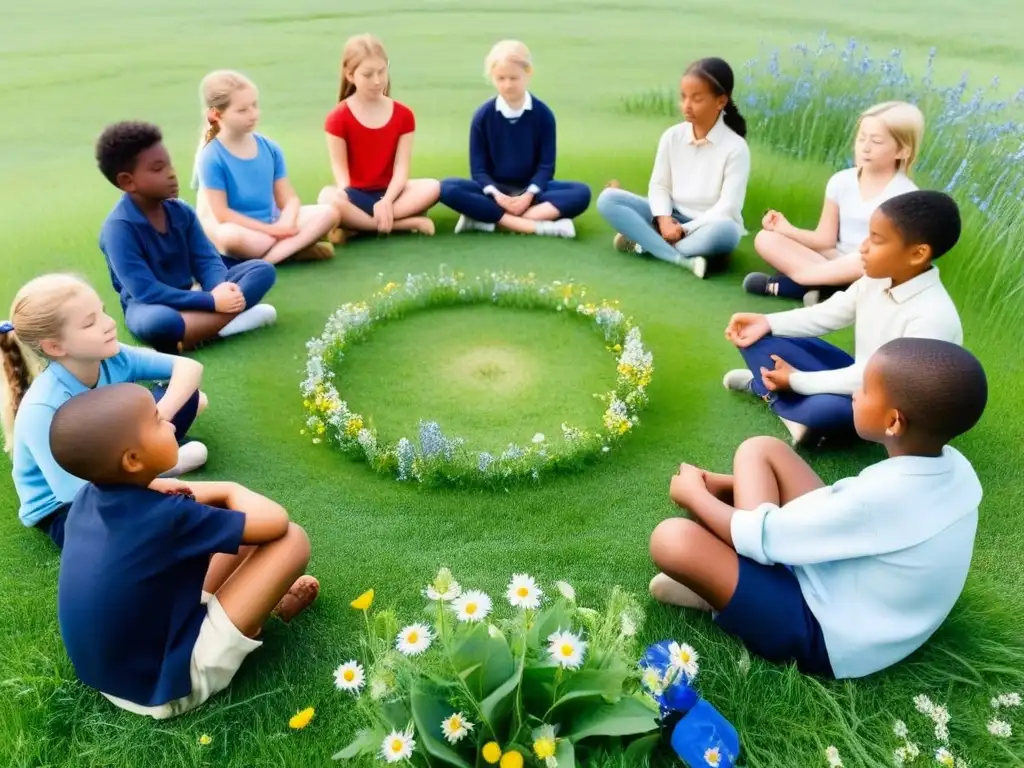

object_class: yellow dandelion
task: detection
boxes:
[482,741,503,764]
[351,589,374,611]
[533,736,556,759]
[500,750,524,768]
[198,734,212,746]
[288,707,315,730]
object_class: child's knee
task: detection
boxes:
[735,435,789,465]
[318,186,346,208]
[595,186,623,215]
[283,522,311,562]
[197,391,209,414]
[754,229,786,256]
[649,518,702,568]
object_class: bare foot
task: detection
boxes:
[272,575,320,623]
[327,227,346,245]
[408,217,435,236]
[605,179,622,189]
[292,242,335,262]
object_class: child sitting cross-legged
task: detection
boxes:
[97,121,278,355]
[650,337,988,679]
[50,383,319,718]
[722,189,964,446]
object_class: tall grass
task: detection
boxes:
[623,35,1024,328]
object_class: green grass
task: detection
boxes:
[2,1,1024,766]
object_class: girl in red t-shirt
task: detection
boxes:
[317,35,440,238]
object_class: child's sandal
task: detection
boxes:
[272,575,320,623]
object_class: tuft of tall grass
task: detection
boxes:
[623,35,1024,330]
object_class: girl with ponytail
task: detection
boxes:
[596,56,750,279]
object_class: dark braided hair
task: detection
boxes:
[685,57,746,138]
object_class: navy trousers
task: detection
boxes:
[739,335,856,433]
[124,258,276,353]
[439,178,591,224]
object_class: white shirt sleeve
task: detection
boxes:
[767,280,860,338]
[682,143,751,234]
[824,170,847,202]
[647,129,675,218]
[731,484,884,566]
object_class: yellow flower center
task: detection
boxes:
[343,669,355,682]
[680,651,691,663]
[466,603,477,615]
[534,737,556,759]
[407,631,419,643]
[517,587,529,598]
[561,643,574,657]
[391,739,404,753]
[450,716,462,729]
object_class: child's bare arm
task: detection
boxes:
[184,481,290,544]
[670,466,737,546]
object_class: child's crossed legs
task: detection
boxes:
[205,205,340,265]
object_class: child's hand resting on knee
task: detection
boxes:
[670,463,708,508]
[760,355,797,392]
[212,282,245,314]
[761,209,789,232]
[657,217,684,244]
[725,313,770,347]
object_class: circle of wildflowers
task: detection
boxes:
[300,270,654,487]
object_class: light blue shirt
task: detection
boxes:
[196,134,287,224]
[731,446,981,679]
[12,344,177,526]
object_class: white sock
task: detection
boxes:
[454,215,494,234]
[218,304,278,338]
[159,440,208,478]
[535,219,576,238]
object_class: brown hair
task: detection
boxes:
[190,69,257,190]
[1,274,91,452]
[339,34,390,102]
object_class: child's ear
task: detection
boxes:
[907,242,932,268]
[884,408,907,438]
[206,106,220,124]
[121,448,146,475]
[39,337,65,359]
[116,171,136,194]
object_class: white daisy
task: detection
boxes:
[931,705,950,726]
[668,641,700,681]
[396,623,433,656]
[440,712,473,744]
[988,718,1012,738]
[825,745,843,767]
[554,580,576,601]
[894,747,908,766]
[423,567,461,602]
[893,720,908,738]
[934,747,954,767]
[640,666,666,695]
[620,612,636,637]
[904,742,920,760]
[507,574,543,610]
[333,660,365,694]
[547,629,587,670]
[380,728,415,763]
[452,590,492,622]
[934,722,949,743]
[914,694,935,715]
[704,746,722,766]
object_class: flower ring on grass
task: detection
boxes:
[300,269,653,487]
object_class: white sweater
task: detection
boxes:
[767,267,963,396]
[648,113,751,235]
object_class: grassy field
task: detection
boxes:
[2,1,1023,766]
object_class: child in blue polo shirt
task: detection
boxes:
[96,121,278,354]
[50,383,319,719]
[648,337,987,679]
[439,40,591,238]
[2,273,207,549]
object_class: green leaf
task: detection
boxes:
[566,694,660,743]
[555,738,577,768]
[480,657,525,726]
[381,699,411,730]
[548,667,629,714]
[331,728,381,760]
[527,603,574,651]
[521,665,558,714]
[623,733,660,766]
[451,622,515,700]
[409,679,473,768]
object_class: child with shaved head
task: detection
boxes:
[649,337,987,679]
[50,383,319,718]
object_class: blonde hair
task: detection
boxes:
[1,274,92,452]
[339,34,390,102]
[856,101,925,174]
[484,39,533,79]
[191,69,257,190]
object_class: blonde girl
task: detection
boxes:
[2,274,207,549]
[438,40,591,238]
[193,70,340,264]
[317,34,440,237]
[746,101,925,304]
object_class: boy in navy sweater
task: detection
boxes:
[96,121,278,354]
[51,383,319,718]
[439,40,590,238]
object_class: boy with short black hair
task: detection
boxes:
[650,337,988,679]
[722,189,964,446]
[51,383,318,718]
[96,120,277,354]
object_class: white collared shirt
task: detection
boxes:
[731,446,981,679]
[648,112,751,234]
[767,267,963,396]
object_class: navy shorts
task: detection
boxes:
[715,556,834,678]
[37,502,70,550]
[345,187,387,217]
[151,385,200,443]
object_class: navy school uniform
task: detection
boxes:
[440,92,591,223]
